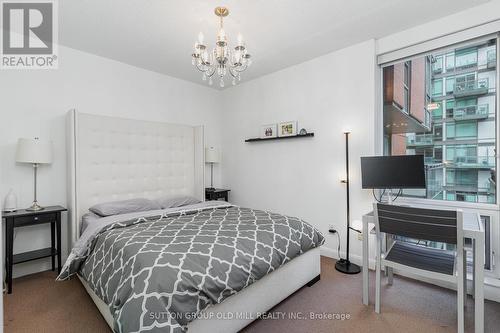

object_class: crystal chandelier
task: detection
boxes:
[191,7,252,88]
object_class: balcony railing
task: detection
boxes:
[424,157,442,165]
[446,155,495,168]
[453,104,489,120]
[453,78,489,97]
[427,179,444,200]
[406,134,434,146]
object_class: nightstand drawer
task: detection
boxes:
[15,213,56,226]
[205,189,230,201]
[212,192,226,199]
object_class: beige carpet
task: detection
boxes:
[4,257,500,333]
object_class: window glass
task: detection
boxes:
[432,79,443,97]
[446,122,477,139]
[432,56,443,73]
[432,102,443,119]
[446,77,455,94]
[382,38,496,204]
[446,53,455,70]
[455,47,478,68]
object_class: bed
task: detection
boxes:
[60,111,323,333]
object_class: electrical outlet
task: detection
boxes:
[357,232,363,241]
[329,224,336,231]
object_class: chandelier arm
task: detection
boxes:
[228,67,239,78]
[234,63,248,73]
[195,62,209,73]
[206,66,217,77]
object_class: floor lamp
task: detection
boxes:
[335,131,361,274]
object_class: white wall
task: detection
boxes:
[0,46,223,277]
[219,40,377,261]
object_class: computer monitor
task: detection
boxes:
[360,155,426,189]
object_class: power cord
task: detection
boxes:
[372,188,403,202]
[372,189,386,203]
[328,228,341,259]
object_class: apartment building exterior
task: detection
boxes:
[383,39,497,204]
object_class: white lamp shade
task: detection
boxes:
[205,147,220,163]
[15,138,53,164]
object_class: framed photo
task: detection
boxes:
[260,124,278,138]
[278,121,297,137]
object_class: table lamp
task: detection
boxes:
[205,147,220,191]
[15,137,53,211]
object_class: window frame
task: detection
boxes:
[376,33,500,279]
[378,34,499,210]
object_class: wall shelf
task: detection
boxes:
[245,133,314,142]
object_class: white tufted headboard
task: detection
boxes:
[66,110,204,245]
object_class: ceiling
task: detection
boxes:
[59,0,490,89]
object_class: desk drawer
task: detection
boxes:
[15,213,56,226]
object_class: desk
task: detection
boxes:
[362,210,484,333]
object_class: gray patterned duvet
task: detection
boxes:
[58,203,324,333]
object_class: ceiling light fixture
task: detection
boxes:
[191,7,252,88]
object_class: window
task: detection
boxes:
[432,56,443,73]
[487,49,496,68]
[382,38,496,205]
[455,73,477,93]
[446,53,455,70]
[446,145,477,163]
[445,77,455,94]
[433,124,442,140]
[432,79,443,97]
[455,47,478,68]
[446,122,477,139]
[404,61,411,112]
[446,169,477,187]
[432,102,443,120]
[446,100,455,118]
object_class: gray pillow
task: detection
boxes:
[80,212,101,234]
[155,196,202,209]
[89,198,161,217]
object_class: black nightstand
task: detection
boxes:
[205,188,230,202]
[2,205,67,294]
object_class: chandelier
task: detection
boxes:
[191,7,252,87]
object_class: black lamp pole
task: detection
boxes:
[335,131,361,274]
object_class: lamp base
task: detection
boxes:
[26,202,44,211]
[335,259,361,274]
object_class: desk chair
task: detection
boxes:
[373,203,465,333]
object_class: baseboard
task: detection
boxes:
[10,255,68,279]
[320,246,500,303]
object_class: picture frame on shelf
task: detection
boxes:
[278,121,297,137]
[260,124,278,138]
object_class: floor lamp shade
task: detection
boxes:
[16,138,53,164]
